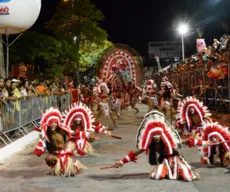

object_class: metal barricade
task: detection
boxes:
[0,93,72,145]
[21,98,32,126]
[31,96,42,122]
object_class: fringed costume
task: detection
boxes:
[62,102,115,156]
[194,122,230,167]
[106,110,199,181]
[94,80,118,127]
[34,107,85,176]
[176,96,212,137]
[158,76,177,123]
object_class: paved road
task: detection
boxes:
[0,104,230,192]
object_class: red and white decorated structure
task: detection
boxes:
[99,48,140,85]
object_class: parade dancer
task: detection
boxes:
[129,83,140,114]
[158,76,177,123]
[80,85,93,108]
[94,80,119,127]
[145,79,158,113]
[34,107,86,176]
[176,96,212,137]
[101,110,200,181]
[185,122,230,167]
[112,86,123,118]
[61,102,121,156]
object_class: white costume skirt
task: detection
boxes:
[100,102,110,117]
[150,155,197,182]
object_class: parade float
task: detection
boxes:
[153,35,230,113]
[97,44,143,89]
[0,0,41,77]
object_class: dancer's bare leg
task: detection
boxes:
[147,99,153,113]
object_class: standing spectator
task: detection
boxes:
[19,80,29,97]
[36,81,46,95]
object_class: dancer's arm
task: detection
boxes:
[182,138,210,147]
[113,149,145,168]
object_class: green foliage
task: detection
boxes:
[10,0,109,80]
[80,40,113,70]
[10,31,79,78]
[46,0,108,72]
[10,31,62,65]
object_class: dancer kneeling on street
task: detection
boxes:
[101,110,200,182]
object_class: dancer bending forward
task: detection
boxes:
[104,110,200,181]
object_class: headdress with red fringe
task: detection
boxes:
[159,76,174,95]
[176,96,212,133]
[93,79,110,95]
[146,79,157,89]
[136,110,181,155]
[40,107,71,142]
[202,122,230,158]
[61,102,95,132]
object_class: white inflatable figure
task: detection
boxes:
[0,0,41,34]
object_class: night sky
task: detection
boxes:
[33,0,230,58]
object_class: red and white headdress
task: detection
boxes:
[202,122,230,157]
[177,96,211,133]
[136,110,179,155]
[62,102,95,132]
[93,79,110,95]
[146,79,157,89]
[40,107,70,142]
[160,76,174,95]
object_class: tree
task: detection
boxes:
[10,31,66,78]
[46,0,108,86]
[80,40,113,71]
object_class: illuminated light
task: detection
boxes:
[178,23,189,35]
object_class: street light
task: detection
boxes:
[63,0,74,8]
[178,23,189,62]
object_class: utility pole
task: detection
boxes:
[0,35,5,78]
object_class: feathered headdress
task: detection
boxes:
[146,79,157,89]
[93,79,110,95]
[202,122,230,157]
[176,96,211,133]
[62,102,95,132]
[159,76,174,95]
[136,110,180,155]
[40,107,70,142]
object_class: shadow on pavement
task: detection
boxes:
[88,173,149,180]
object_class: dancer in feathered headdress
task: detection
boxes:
[34,107,86,176]
[62,102,121,156]
[187,122,230,167]
[93,79,119,127]
[176,96,212,136]
[101,110,200,181]
[158,76,178,123]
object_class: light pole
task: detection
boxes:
[178,24,189,62]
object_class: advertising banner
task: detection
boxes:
[148,41,182,59]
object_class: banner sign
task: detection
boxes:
[148,41,182,59]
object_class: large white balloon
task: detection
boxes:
[0,0,41,34]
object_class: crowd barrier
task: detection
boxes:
[0,93,72,145]
[153,65,230,113]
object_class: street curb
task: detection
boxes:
[0,131,39,163]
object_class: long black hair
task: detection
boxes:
[209,144,226,165]
[148,138,165,166]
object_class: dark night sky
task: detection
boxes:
[33,0,230,58]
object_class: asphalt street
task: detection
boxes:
[0,104,229,192]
